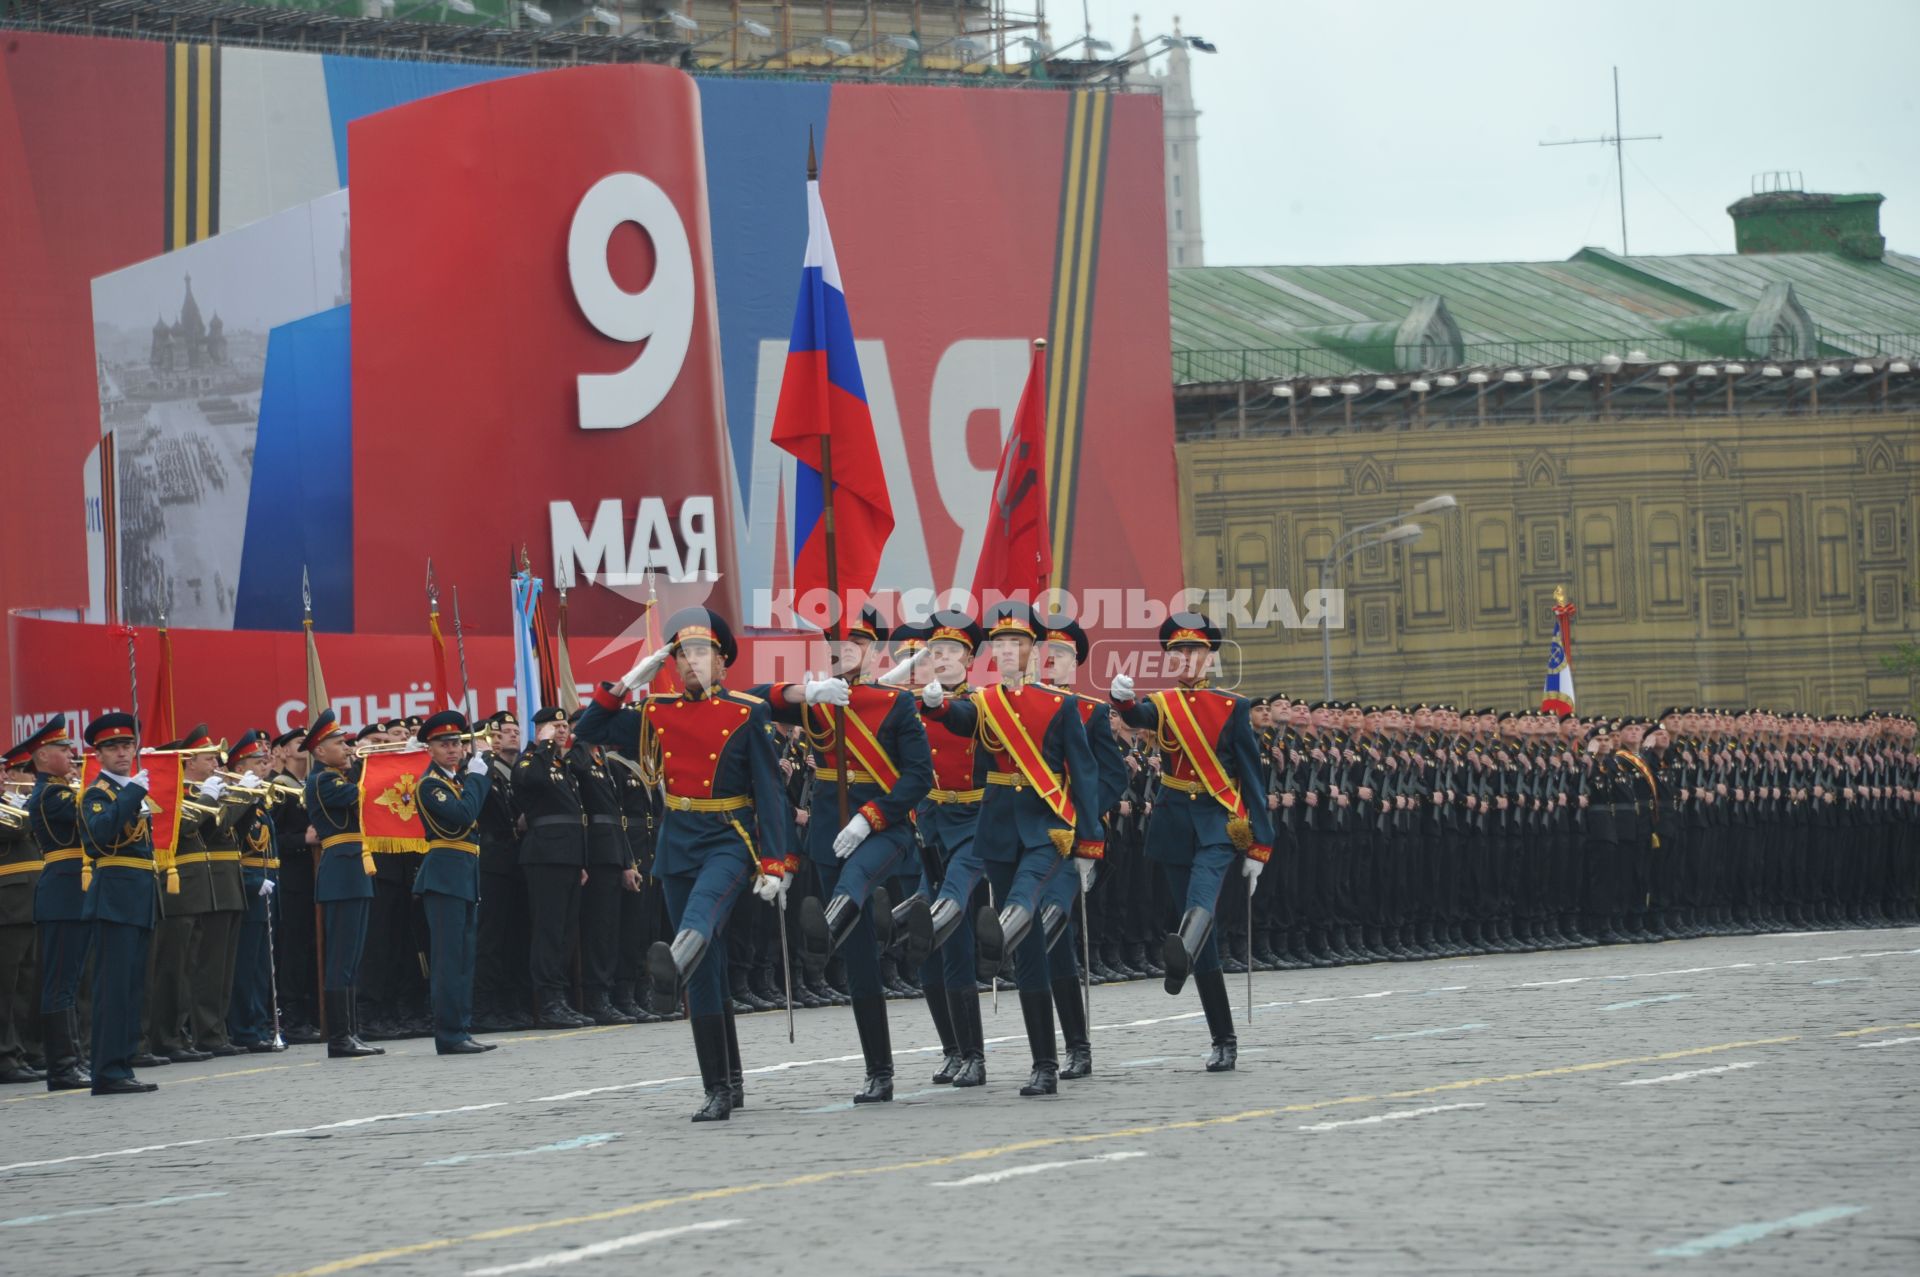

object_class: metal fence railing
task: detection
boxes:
[1171,332,1920,386]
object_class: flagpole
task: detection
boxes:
[810,134,852,828]
[451,586,472,715]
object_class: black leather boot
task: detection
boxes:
[850,995,895,1103]
[689,1014,732,1123]
[611,982,652,1023]
[1016,990,1058,1097]
[949,989,987,1088]
[722,1003,745,1109]
[924,985,962,1083]
[585,991,639,1025]
[1194,969,1238,1072]
[800,893,866,979]
[646,929,709,1016]
[1162,906,1213,995]
[891,895,934,968]
[41,1011,89,1091]
[1052,977,1092,1080]
[326,991,379,1059]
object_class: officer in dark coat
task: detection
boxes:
[413,711,496,1055]
[472,713,532,1031]
[574,608,794,1123]
[568,722,639,1026]
[77,713,161,1094]
[1109,612,1273,1073]
[304,710,382,1059]
[267,728,321,1042]
[514,707,592,1029]
[20,716,90,1090]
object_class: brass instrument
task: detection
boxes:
[0,802,28,832]
[353,739,424,757]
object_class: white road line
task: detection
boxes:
[1811,977,1870,986]
[0,1190,228,1228]
[466,1220,743,1275]
[1855,1035,1920,1049]
[932,1150,1147,1186]
[1620,1062,1758,1086]
[1370,1023,1488,1041]
[0,1103,507,1175]
[426,1133,619,1167]
[1601,993,1695,1012]
[1653,1205,1864,1258]
[1298,1103,1485,1132]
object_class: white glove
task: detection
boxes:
[805,677,851,707]
[832,812,872,859]
[620,646,673,693]
[467,752,489,776]
[1241,856,1265,884]
[258,878,277,898]
[1,791,26,810]
[753,872,790,904]
[199,774,228,800]
[921,679,946,710]
[130,769,151,791]
[1110,673,1136,702]
[238,771,265,790]
[878,647,925,687]
[1075,858,1098,891]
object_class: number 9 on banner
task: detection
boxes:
[568,172,696,430]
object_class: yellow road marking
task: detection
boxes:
[1832,1020,1920,1038]
[3,1058,324,1103]
[281,1033,1801,1276]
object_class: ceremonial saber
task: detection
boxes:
[777,891,795,1043]
[262,876,286,1050]
[1247,870,1255,1020]
[452,586,472,717]
[988,880,998,1014]
[1078,867,1093,1023]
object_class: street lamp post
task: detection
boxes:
[1317,495,1458,700]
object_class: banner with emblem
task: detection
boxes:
[357,748,429,854]
[81,750,186,856]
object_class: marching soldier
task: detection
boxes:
[78,713,161,1094]
[574,607,794,1123]
[20,716,89,1090]
[772,604,933,1104]
[919,600,1106,1097]
[1109,611,1273,1072]
[304,709,383,1059]
[1,732,45,1083]
[1035,612,1128,1082]
[413,711,497,1054]
[514,707,592,1030]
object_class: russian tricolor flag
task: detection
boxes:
[769,155,893,628]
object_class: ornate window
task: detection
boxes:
[1408,531,1445,620]
[1580,515,1617,609]
[1816,509,1851,603]
[1647,514,1684,608]
[1475,522,1511,615]
[1234,532,1270,595]
[1751,511,1787,605]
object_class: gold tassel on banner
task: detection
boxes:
[1227,817,1254,852]
[1049,827,1074,857]
[361,850,376,877]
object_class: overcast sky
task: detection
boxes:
[1083,0,1919,267]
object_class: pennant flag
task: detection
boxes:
[511,569,544,719]
[554,589,582,714]
[303,565,330,720]
[1541,592,1577,715]
[357,747,429,854]
[769,147,894,629]
[971,339,1054,604]
[149,621,178,747]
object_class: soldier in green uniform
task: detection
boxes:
[224,732,283,1052]
[78,713,162,1094]
[413,711,497,1055]
[1,731,45,1083]
[139,725,214,1064]
[188,728,250,1056]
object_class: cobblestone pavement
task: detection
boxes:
[4,927,1918,1277]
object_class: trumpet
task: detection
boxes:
[353,739,423,757]
[0,803,27,832]
[210,770,305,807]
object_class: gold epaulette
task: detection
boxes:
[724,689,765,705]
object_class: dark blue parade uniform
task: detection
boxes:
[226,782,280,1050]
[414,734,492,1053]
[302,710,383,1059]
[1041,688,1129,963]
[1112,611,1275,1072]
[78,760,161,1093]
[30,773,90,1019]
[573,607,792,1123]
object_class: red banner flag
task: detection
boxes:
[149,622,178,746]
[358,748,430,854]
[82,750,186,885]
[428,608,453,712]
[970,339,1053,603]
